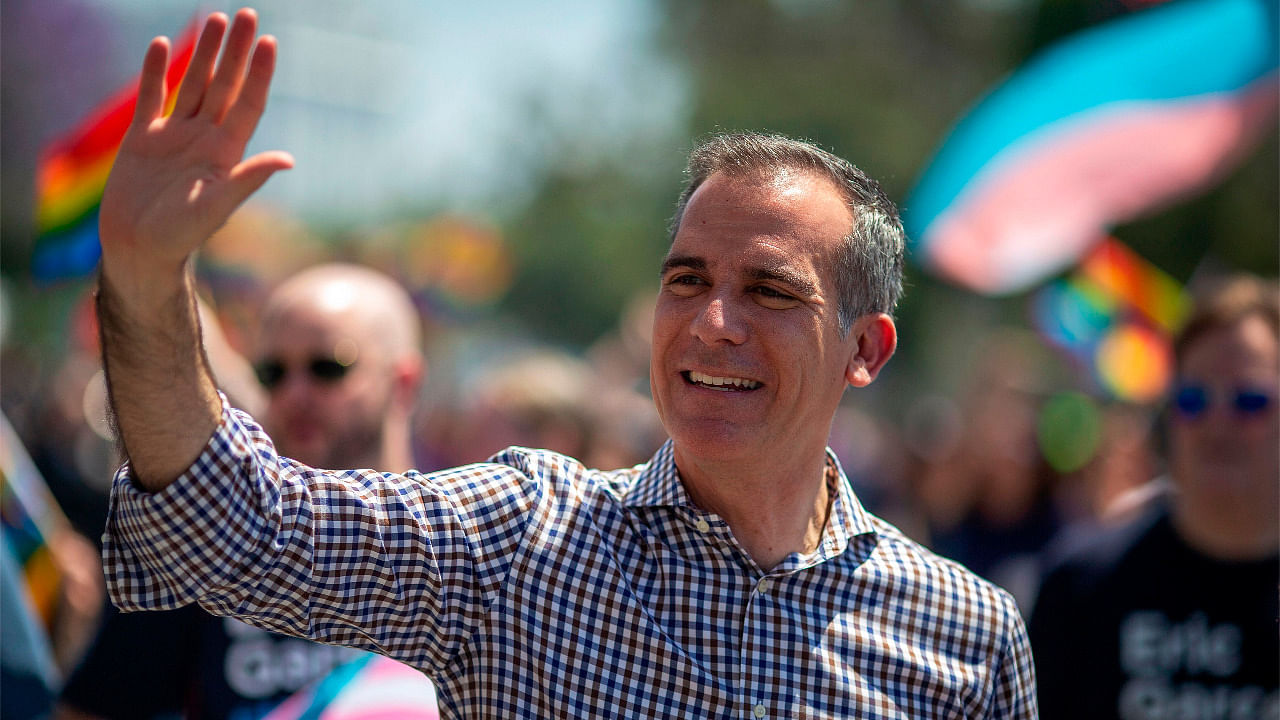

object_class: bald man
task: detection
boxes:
[253,264,424,471]
[58,265,435,719]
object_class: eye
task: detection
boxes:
[751,285,799,308]
[753,285,790,299]
[664,273,706,295]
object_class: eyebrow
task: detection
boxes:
[749,266,817,296]
[660,254,706,276]
[660,254,818,297]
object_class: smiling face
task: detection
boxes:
[650,168,895,474]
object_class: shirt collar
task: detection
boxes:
[624,439,880,546]
[624,439,689,508]
[818,447,880,561]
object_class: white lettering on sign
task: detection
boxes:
[1119,679,1278,720]
[222,619,361,699]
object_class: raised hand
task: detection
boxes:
[99,8,293,289]
[95,9,290,488]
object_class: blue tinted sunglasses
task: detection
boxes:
[1172,384,1275,419]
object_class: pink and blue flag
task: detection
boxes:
[905,0,1278,295]
[262,655,440,720]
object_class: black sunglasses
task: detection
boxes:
[254,357,354,390]
[1172,383,1275,420]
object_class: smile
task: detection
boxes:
[683,371,761,391]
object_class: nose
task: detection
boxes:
[269,365,318,404]
[690,294,747,346]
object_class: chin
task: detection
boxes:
[668,421,760,464]
[1183,463,1271,497]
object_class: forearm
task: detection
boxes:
[104,404,492,669]
[92,8,289,488]
[96,260,221,490]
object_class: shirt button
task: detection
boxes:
[694,519,711,533]
[757,578,771,593]
[753,703,767,718]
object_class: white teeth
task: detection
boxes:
[688,371,760,390]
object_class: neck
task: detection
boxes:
[378,411,415,473]
[381,432,414,473]
[1172,500,1279,561]
[676,448,833,570]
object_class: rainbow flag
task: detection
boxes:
[1032,238,1191,402]
[905,0,1278,295]
[32,21,199,282]
[0,413,69,631]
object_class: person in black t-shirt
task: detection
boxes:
[56,265,434,719]
[1030,274,1279,720]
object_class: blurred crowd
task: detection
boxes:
[2,215,1275,717]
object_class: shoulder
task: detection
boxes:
[429,446,639,510]
[860,515,1024,628]
[1038,504,1167,591]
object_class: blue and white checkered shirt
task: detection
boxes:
[104,396,1036,719]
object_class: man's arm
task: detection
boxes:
[96,8,291,489]
[989,608,1039,719]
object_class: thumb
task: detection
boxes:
[213,150,295,217]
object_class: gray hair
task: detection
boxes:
[669,132,906,331]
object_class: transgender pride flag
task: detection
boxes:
[263,655,440,720]
[905,0,1278,295]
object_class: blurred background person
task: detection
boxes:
[911,329,1070,611]
[0,1,1273,712]
[2,411,104,720]
[1029,273,1279,720]
[254,264,424,472]
[428,346,664,471]
[56,263,437,720]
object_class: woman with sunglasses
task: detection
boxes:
[1030,274,1279,720]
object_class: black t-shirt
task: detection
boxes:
[1030,507,1279,720]
[60,604,361,719]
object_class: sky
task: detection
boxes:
[6,0,689,228]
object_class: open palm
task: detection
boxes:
[99,9,293,278]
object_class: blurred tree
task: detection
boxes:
[502,160,678,348]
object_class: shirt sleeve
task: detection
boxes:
[987,593,1039,720]
[102,394,542,673]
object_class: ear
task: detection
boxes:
[845,313,897,388]
[392,354,426,408]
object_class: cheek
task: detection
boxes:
[650,303,688,359]
[1242,415,1280,445]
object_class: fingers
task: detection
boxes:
[170,12,228,119]
[223,35,278,148]
[132,37,171,127]
[211,150,295,219]
[200,8,259,123]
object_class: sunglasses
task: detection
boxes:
[1172,383,1275,420]
[254,357,354,390]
